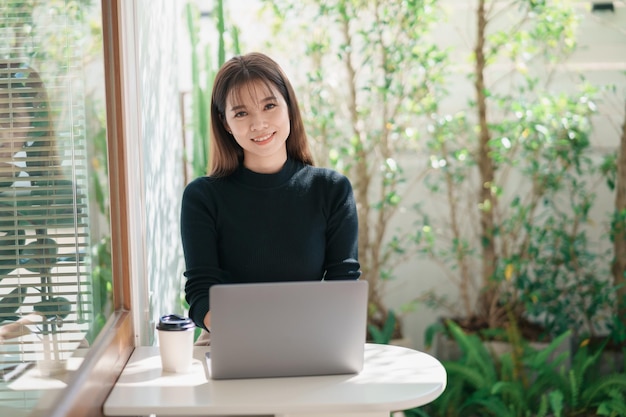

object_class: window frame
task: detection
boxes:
[45,1,135,416]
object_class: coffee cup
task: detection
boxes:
[156,314,196,373]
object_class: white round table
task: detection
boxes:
[103,343,447,417]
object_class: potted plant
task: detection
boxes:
[407,321,626,417]
[411,0,618,354]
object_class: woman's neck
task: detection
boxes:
[243,153,287,174]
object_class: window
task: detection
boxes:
[0,1,132,415]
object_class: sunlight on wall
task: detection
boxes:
[135,0,185,345]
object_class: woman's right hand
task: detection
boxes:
[203,311,212,331]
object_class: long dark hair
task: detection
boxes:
[0,61,58,186]
[209,52,314,177]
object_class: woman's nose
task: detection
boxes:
[250,114,267,131]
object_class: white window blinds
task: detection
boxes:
[0,1,98,412]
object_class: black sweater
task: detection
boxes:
[181,158,361,329]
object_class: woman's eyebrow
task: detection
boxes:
[229,95,277,112]
[229,104,246,112]
[261,95,277,102]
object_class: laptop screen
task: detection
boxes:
[208,280,368,379]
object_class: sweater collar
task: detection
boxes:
[233,158,299,189]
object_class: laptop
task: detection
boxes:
[207,279,368,380]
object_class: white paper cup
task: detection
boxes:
[156,314,196,373]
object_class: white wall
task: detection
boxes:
[122,0,186,345]
[141,0,187,345]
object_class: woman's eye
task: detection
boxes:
[233,111,246,118]
[265,103,276,110]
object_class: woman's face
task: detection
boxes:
[223,79,290,173]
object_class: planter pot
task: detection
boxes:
[429,331,462,361]
[597,349,624,374]
[37,358,67,377]
[573,335,625,375]
[389,337,412,349]
[483,337,572,370]
[36,333,68,377]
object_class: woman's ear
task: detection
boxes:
[219,114,231,134]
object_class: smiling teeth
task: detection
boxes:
[253,133,272,142]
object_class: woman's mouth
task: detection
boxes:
[252,132,274,143]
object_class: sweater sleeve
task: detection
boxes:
[323,174,361,281]
[180,178,230,330]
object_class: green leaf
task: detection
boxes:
[547,390,564,417]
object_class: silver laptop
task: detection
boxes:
[207,280,368,380]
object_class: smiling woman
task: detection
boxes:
[182,53,361,345]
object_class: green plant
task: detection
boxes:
[184,0,240,180]
[612,93,626,339]
[85,96,113,344]
[367,309,397,345]
[410,320,570,417]
[411,321,626,417]
[264,0,617,345]
[558,342,626,416]
[411,0,614,341]
[264,0,448,339]
[601,91,626,348]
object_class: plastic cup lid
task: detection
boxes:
[156,314,195,331]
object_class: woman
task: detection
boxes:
[181,52,361,338]
[0,62,57,186]
[0,62,71,343]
